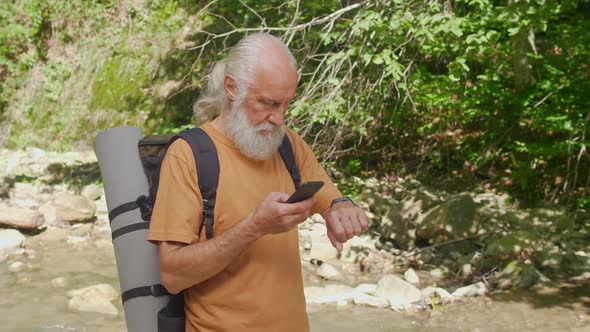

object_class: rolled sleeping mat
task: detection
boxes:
[94,126,170,332]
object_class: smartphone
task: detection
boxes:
[286,181,324,203]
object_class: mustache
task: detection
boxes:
[255,122,279,132]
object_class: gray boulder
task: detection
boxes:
[374,274,422,309]
[416,194,479,244]
[308,223,339,261]
[352,292,390,308]
[0,207,44,230]
[12,182,40,208]
[452,281,488,297]
[67,284,119,316]
[380,192,438,249]
[53,193,96,223]
[81,184,103,201]
[486,230,538,258]
[304,285,360,305]
[38,202,58,226]
[403,268,420,286]
[317,263,342,281]
[495,261,550,290]
[421,286,454,304]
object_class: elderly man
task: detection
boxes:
[148,33,368,332]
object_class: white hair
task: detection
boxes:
[192,33,297,124]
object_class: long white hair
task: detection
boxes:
[192,33,297,124]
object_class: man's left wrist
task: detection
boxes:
[331,196,354,207]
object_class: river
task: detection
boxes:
[0,226,588,332]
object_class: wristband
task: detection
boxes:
[330,196,354,207]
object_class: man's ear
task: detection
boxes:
[224,74,239,101]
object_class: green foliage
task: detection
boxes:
[0,0,588,208]
[90,56,148,112]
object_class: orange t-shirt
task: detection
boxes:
[147,122,342,332]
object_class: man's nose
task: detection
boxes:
[268,110,285,127]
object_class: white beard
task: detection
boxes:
[226,101,285,161]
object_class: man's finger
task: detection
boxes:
[342,216,355,240]
[328,218,347,243]
[270,192,291,202]
[278,198,314,215]
[358,211,369,231]
[327,230,343,252]
[350,214,362,235]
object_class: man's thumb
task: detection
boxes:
[271,192,291,203]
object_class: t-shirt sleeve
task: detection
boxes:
[147,139,203,245]
[286,129,343,215]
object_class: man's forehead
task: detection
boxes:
[250,66,298,97]
[249,84,297,100]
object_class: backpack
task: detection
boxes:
[108,127,302,332]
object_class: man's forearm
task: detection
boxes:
[159,214,260,294]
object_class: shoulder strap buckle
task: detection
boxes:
[136,195,152,221]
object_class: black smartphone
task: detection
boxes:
[285,181,324,203]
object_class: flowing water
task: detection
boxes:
[1,227,589,332]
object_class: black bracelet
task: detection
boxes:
[331,196,354,207]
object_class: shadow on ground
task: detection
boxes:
[492,281,590,313]
[45,161,101,190]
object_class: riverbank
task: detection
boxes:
[0,147,589,331]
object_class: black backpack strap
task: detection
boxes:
[170,128,219,240]
[278,135,301,190]
[121,284,171,304]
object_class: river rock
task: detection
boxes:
[416,194,479,244]
[570,272,590,282]
[53,193,96,223]
[25,147,46,160]
[473,192,510,211]
[486,230,539,258]
[0,177,10,198]
[67,235,89,246]
[374,274,421,309]
[435,287,453,303]
[0,207,44,230]
[0,229,25,260]
[352,292,390,308]
[311,214,325,223]
[304,285,359,304]
[67,284,119,316]
[309,224,339,261]
[51,277,68,288]
[421,286,437,298]
[340,235,376,263]
[317,263,342,280]
[361,187,396,217]
[380,191,441,249]
[9,261,26,273]
[461,263,473,278]
[355,283,377,294]
[12,182,40,208]
[495,261,550,290]
[81,184,103,201]
[404,268,420,285]
[38,202,58,226]
[421,286,453,304]
[429,268,445,279]
[452,281,488,297]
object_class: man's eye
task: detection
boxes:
[264,100,278,106]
